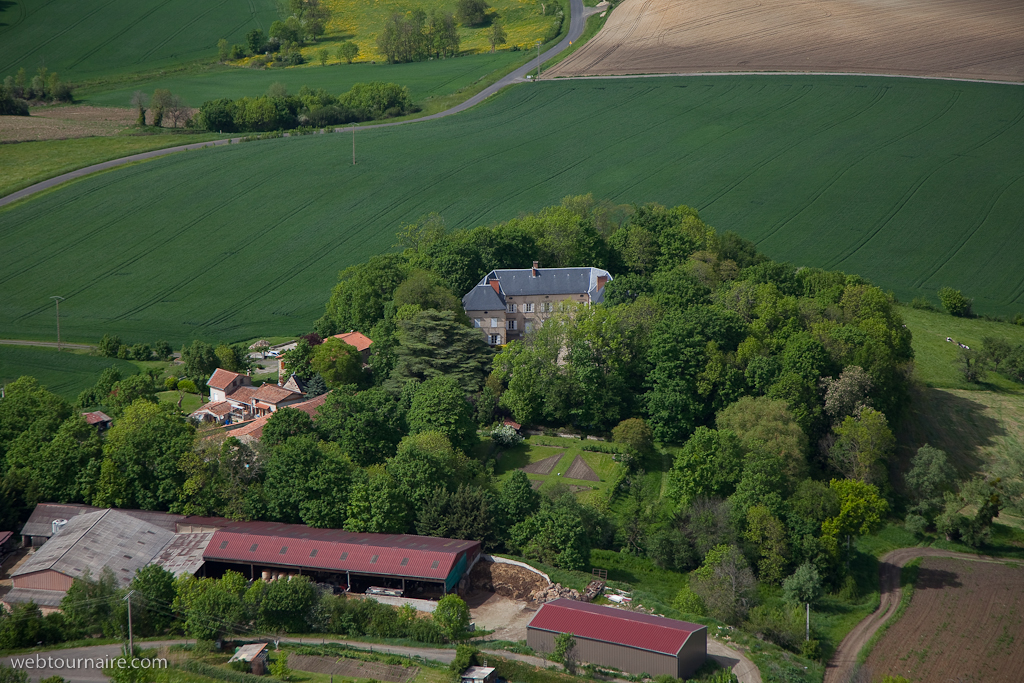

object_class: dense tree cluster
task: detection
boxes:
[1,67,73,115]
[377,10,461,63]
[195,82,415,132]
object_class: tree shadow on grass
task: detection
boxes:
[914,567,962,590]
[894,385,1007,480]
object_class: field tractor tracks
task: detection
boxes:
[136,0,230,64]
[0,0,119,75]
[67,0,177,71]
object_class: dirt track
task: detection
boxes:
[546,0,1024,82]
[824,548,1024,683]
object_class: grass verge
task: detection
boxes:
[855,559,921,666]
[542,8,611,71]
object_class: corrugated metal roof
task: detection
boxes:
[13,509,175,586]
[21,503,101,538]
[203,521,479,581]
[3,587,66,608]
[152,532,214,577]
[527,599,703,656]
[0,531,13,545]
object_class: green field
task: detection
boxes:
[2,76,1024,344]
[79,52,525,109]
[0,346,138,400]
[0,132,225,198]
[0,0,278,82]
[494,437,623,504]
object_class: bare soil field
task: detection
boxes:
[546,0,1024,82]
[864,557,1024,682]
[0,106,198,142]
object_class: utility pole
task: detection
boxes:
[124,590,135,654]
[50,296,64,351]
[352,126,356,165]
[536,41,542,79]
[806,602,810,641]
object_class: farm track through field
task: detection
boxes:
[825,548,1024,683]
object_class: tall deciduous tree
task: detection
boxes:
[311,337,363,387]
[829,407,894,485]
[406,376,477,450]
[716,395,807,482]
[93,400,194,510]
[689,544,756,624]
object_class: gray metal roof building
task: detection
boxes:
[462,266,613,310]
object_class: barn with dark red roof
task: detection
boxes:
[527,599,706,678]
[202,521,480,598]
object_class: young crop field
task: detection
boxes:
[0,0,279,82]
[0,346,138,400]
[1,76,1023,344]
[80,52,524,110]
[864,556,1024,682]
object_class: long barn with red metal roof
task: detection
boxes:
[527,598,706,678]
[202,521,481,598]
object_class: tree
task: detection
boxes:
[264,437,358,527]
[337,41,359,63]
[5,414,101,505]
[282,338,317,380]
[744,504,789,584]
[61,568,122,638]
[716,395,807,482]
[497,469,540,527]
[829,407,894,485]
[181,340,218,383]
[217,38,231,61]
[150,88,172,127]
[434,594,470,641]
[668,427,744,506]
[690,544,756,623]
[488,20,507,52]
[938,286,972,317]
[820,366,873,421]
[415,484,494,546]
[130,91,147,126]
[508,492,591,569]
[262,407,315,447]
[317,47,329,65]
[0,666,27,683]
[247,575,316,632]
[456,0,489,26]
[821,478,888,562]
[106,373,158,415]
[612,417,654,464]
[958,347,981,383]
[315,386,405,466]
[93,400,194,510]
[905,444,956,520]
[246,28,267,54]
[389,309,491,394]
[166,94,190,128]
[783,563,822,641]
[176,379,197,411]
[344,472,408,533]
[553,632,577,673]
[130,565,175,636]
[311,337,363,387]
[407,375,477,450]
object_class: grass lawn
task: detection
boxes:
[0,0,278,82]
[0,132,225,198]
[4,76,1024,344]
[900,305,1024,392]
[494,436,623,504]
[0,345,138,400]
[157,389,202,414]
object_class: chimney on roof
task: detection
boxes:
[532,261,539,277]
[490,278,500,294]
[597,274,608,291]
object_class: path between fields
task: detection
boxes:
[0,0,599,210]
[824,547,1024,683]
[2,634,760,683]
[0,339,95,350]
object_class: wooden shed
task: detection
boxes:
[526,599,706,678]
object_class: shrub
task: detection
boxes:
[938,286,972,317]
[903,513,927,535]
[228,661,250,673]
[456,0,489,25]
[909,296,936,311]
[339,82,412,119]
[490,423,523,447]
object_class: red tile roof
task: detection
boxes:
[292,392,329,418]
[191,401,233,417]
[209,368,245,390]
[334,331,373,352]
[82,411,112,425]
[226,385,258,404]
[503,419,522,430]
[527,599,704,655]
[226,416,269,439]
[203,521,480,582]
[252,383,302,404]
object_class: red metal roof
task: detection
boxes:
[82,411,112,425]
[203,521,480,582]
[527,599,704,655]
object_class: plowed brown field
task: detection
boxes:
[864,557,1024,683]
[546,0,1024,82]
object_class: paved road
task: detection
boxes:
[824,547,1024,683]
[0,339,96,350]
[3,628,760,683]
[0,0,598,210]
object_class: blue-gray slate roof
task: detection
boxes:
[462,267,613,310]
